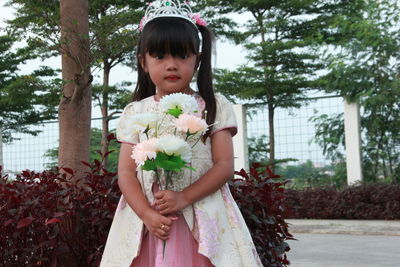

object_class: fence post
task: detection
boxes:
[232,104,249,175]
[344,98,363,184]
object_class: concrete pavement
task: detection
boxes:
[285,220,400,267]
[287,233,400,267]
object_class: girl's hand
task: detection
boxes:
[154,190,190,215]
[141,208,175,240]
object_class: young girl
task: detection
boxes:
[101,1,262,266]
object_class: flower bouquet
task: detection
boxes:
[130,93,209,189]
[129,93,209,256]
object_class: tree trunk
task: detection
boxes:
[0,127,3,170]
[268,102,275,171]
[58,0,92,179]
[257,12,277,172]
[101,62,110,169]
[262,40,276,170]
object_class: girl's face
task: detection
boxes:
[142,52,199,97]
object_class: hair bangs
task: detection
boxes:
[143,18,200,57]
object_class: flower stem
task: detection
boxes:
[157,113,168,136]
[165,170,172,190]
[154,168,163,190]
[191,135,202,148]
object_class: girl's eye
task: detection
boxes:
[154,54,164,60]
[179,54,188,59]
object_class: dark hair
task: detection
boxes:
[133,17,216,139]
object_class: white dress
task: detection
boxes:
[100,94,262,267]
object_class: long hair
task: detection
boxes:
[133,17,216,139]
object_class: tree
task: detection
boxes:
[5,0,143,170]
[317,0,400,183]
[0,35,59,143]
[202,0,363,171]
[0,35,59,168]
[88,0,142,167]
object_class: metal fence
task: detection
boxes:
[2,95,344,174]
[2,118,119,174]
[246,95,343,166]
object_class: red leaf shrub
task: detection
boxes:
[285,183,400,219]
[0,161,120,266]
[1,157,296,266]
[229,163,293,267]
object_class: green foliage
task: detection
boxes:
[329,162,347,188]
[91,82,132,112]
[155,153,187,172]
[44,128,120,172]
[247,131,298,167]
[276,160,346,189]
[211,0,365,104]
[322,0,399,99]
[310,112,345,161]
[5,0,142,111]
[6,0,143,67]
[208,0,363,166]
[191,1,239,38]
[5,0,142,161]
[312,107,400,184]
[141,159,157,171]
[88,0,143,70]
[315,0,400,184]
[247,134,269,164]
[167,107,183,118]
[0,35,59,143]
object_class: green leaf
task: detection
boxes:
[184,165,196,171]
[142,160,157,171]
[155,152,186,172]
[167,107,182,118]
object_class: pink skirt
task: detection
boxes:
[131,186,214,267]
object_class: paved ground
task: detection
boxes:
[285,220,400,267]
[287,233,400,267]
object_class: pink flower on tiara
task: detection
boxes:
[190,13,207,27]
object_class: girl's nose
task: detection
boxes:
[165,55,178,70]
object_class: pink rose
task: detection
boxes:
[175,114,208,135]
[131,138,159,166]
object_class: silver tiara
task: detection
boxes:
[139,0,207,31]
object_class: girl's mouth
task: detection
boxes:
[165,75,180,81]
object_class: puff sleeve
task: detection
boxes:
[116,102,139,145]
[210,94,238,137]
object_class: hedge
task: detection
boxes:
[284,183,400,220]
[1,161,292,267]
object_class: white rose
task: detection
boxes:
[157,135,192,162]
[159,93,199,115]
[124,112,160,134]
